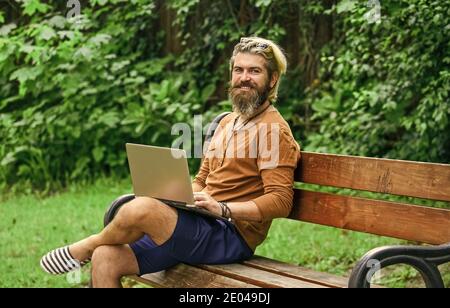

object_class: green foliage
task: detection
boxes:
[1,0,449,193]
[0,0,301,192]
[0,0,218,192]
[305,0,450,162]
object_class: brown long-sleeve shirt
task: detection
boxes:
[193,105,301,251]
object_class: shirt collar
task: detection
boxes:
[229,104,275,130]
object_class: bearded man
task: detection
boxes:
[40,37,301,288]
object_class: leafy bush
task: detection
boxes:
[1,0,449,194]
[0,0,219,193]
[304,0,450,162]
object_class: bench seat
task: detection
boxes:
[128,255,348,288]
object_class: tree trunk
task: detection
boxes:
[159,0,182,56]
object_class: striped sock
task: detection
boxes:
[40,246,90,275]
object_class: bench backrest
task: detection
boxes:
[290,152,450,245]
[206,112,450,245]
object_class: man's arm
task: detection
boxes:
[224,201,263,222]
[193,193,263,222]
[192,156,210,192]
[251,127,301,221]
[192,182,204,193]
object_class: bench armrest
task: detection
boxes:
[103,194,136,227]
[348,242,450,288]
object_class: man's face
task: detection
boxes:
[229,53,274,119]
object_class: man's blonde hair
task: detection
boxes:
[230,37,287,103]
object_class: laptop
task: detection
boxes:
[125,143,225,221]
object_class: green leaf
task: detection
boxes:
[0,42,16,62]
[254,0,272,8]
[201,84,216,102]
[10,67,42,83]
[158,80,170,100]
[22,0,51,16]
[89,34,112,46]
[100,112,120,128]
[135,123,149,136]
[1,152,16,167]
[18,165,31,177]
[92,147,104,163]
[58,31,75,40]
[48,16,67,29]
[39,25,57,41]
[336,0,356,14]
[71,157,90,180]
[91,0,109,6]
[75,47,94,61]
[0,24,17,36]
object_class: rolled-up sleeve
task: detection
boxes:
[252,127,301,221]
[193,156,209,189]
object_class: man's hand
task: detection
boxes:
[192,192,222,216]
[191,193,263,222]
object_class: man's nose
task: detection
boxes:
[242,71,251,81]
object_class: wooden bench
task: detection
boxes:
[104,114,450,288]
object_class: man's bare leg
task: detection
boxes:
[68,197,178,262]
[90,244,139,288]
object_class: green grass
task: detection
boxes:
[0,178,133,288]
[257,220,449,288]
[1,178,448,288]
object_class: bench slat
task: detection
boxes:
[290,190,450,245]
[243,256,348,288]
[198,263,326,288]
[131,264,260,288]
[296,152,450,202]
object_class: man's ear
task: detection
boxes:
[270,72,279,89]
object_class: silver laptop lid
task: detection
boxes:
[126,143,195,204]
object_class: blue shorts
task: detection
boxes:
[129,209,254,275]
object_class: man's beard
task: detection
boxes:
[229,80,270,119]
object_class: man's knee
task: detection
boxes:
[115,197,156,226]
[116,197,175,227]
[91,245,139,279]
[92,246,118,264]
[92,246,120,274]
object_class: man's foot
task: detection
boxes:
[40,246,90,275]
